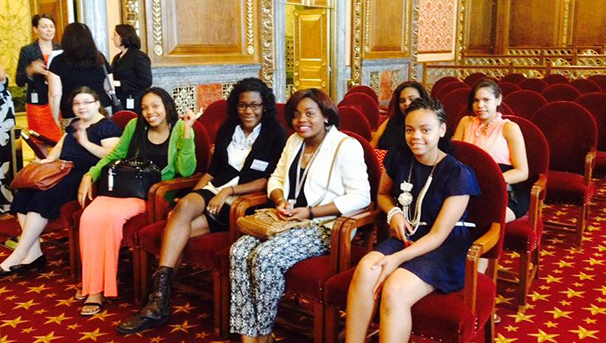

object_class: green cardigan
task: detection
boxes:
[87,118,197,182]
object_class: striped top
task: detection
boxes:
[462,112,512,165]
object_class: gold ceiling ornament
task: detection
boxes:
[259,0,274,87]
[350,0,363,85]
[246,0,255,55]
[151,0,163,56]
[409,0,419,80]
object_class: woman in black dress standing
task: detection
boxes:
[110,24,152,111]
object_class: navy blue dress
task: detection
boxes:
[11,118,122,219]
[374,147,481,293]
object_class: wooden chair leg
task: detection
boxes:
[533,244,541,280]
[575,204,587,247]
[518,252,530,311]
[139,249,152,302]
[220,269,230,337]
[212,271,225,336]
[313,302,325,343]
[133,245,141,305]
[68,225,77,280]
[325,306,340,343]
[484,307,495,343]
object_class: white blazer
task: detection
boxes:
[267,127,371,220]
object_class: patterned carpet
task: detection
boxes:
[0,179,605,343]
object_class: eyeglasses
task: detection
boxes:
[237,103,263,111]
[73,100,97,107]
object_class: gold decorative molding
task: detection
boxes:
[259,0,274,87]
[403,0,410,53]
[121,0,146,52]
[246,0,255,55]
[409,0,419,80]
[561,0,570,45]
[455,0,469,64]
[351,0,363,85]
[151,0,163,56]
[363,0,371,54]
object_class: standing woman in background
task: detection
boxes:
[16,14,62,142]
[110,24,152,111]
[48,23,113,128]
[0,63,16,214]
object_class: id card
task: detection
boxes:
[251,159,269,172]
[126,97,135,109]
[31,91,39,104]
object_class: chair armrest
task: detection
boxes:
[528,174,547,231]
[228,192,270,243]
[464,222,501,313]
[584,149,596,186]
[147,173,203,222]
[335,207,382,272]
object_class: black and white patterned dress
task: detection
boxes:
[0,78,16,213]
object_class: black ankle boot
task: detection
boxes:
[116,266,174,334]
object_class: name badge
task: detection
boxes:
[31,91,39,104]
[251,159,269,172]
[126,97,135,109]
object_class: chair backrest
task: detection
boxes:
[531,101,597,174]
[346,85,379,105]
[441,87,471,130]
[501,73,526,84]
[338,93,380,130]
[588,74,606,90]
[518,78,549,93]
[275,102,295,137]
[430,76,459,97]
[452,141,507,259]
[570,79,601,94]
[503,116,550,192]
[498,82,522,97]
[575,92,606,151]
[338,106,372,142]
[341,131,381,203]
[191,121,212,173]
[199,99,228,145]
[111,110,138,130]
[499,102,514,116]
[540,83,582,102]
[503,90,548,119]
[543,74,569,85]
[435,81,470,100]
[463,72,487,86]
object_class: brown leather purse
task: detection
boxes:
[11,160,74,191]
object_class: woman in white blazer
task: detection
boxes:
[229,88,371,342]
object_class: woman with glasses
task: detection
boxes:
[116,77,286,334]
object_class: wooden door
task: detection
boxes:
[30,0,69,43]
[294,8,329,92]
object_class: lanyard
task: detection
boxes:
[293,141,323,201]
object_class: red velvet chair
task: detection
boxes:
[338,93,380,130]
[431,76,460,97]
[500,116,549,311]
[436,81,470,101]
[346,85,379,105]
[199,99,228,145]
[575,93,606,179]
[588,74,606,90]
[501,73,526,84]
[276,103,295,137]
[498,82,522,97]
[464,72,487,86]
[570,79,601,94]
[338,106,373,142]
[530,102,597,246]
[543,74,568,85]
[518,78,549,93]
[503,90,548,120]
[540,83,582,102]
[323,141,508,343]
[442,88,471,130]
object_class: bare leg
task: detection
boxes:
[345,252,385,343]
[241,333,273,343]
[378,269,434,343]
[0,212,47,269]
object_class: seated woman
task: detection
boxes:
[77,87,197,315]
[345,98,481,342]
[116,77,287,334]
[370,81,429,150]
[1,87,121,276]
[230,89,371,342]
[453,79,529,223]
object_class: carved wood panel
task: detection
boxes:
[509,0,561,47]
[575,0,606,46]
[362,0,409,59]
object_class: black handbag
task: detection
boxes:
[98,158,161,199]
[102,65,124,112]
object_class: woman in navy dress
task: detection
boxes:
[345,98,480,342]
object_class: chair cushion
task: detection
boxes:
[325,268,495,343]
[594,151,606,177]
[122,212,149,248]
[546,171,589,204]
[503,215,543,252]
[285,255,334,302]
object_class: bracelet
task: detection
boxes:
[275,197,286,205]
[308,206,315,219]
[386,207,403,225]
[230,186,236,196]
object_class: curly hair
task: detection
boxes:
[115,24,141,50]
[224,77,278,129]
[61,23,104,69]
[405,97,452,154]
[284,88,340,129]
[391,81,429,119]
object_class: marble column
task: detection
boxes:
[273,0,287,102]
[79,0,109,59]
[332,0,349,102]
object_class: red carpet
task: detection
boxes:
[0,179,605,342]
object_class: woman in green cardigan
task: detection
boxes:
[76,87,197,316]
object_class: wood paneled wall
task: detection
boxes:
[466,0,494,52]
[575,1,606,46]
[509,0,561,47]
[363,1,408,59]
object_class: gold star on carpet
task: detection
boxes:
[574,272,595,281]
[560,288,585,299]
[22,327,35,333]
[34,309,47,315]
[173,302,197,314]
[169,320,197,333]
[36,271,58,280]
[594,285,606,296]
[65,284,79,291]
[585,266,595,272]
[67,323,81,330]
[33,331,62,343]
[496,295,513,305]
[55,297,78,307]
[597,297,606,303]
[594,253,603,258]
[544,321,558,328]
[150,336,166,343]
[543,275,562,284]
[195,332,210,339]
[573,282,584,288]
[17,281,28,286]
[0,335,16,343]
[507,252,520,259]
[560,300,572,306]
[507,312,535,323]
[583,304,606,315]
[584,257,604,266]
[78,328,107,341]
[583,317,597,324]
[87,310,115,322]
[569,325,599,340]
[593,245,606,252]
[502,260,513,265]
[0,316,28,328]
[529,292,550,302]
[553,260,573,268]
[26,284,50,294]
[546,307,573,319]
[564,255,575,260]
[505,325,518,332]
[197,312,211,319]
[548,237,564,244]
[528,329,559,343]
[118,303,130,308]
[13,299,39,310]
[47,260,62,267]
[539,285,551,291]
[0,286,11,296]
[5,295,17,301]
[582,236,593,242]
[55,278,67,284]
[44,313,72,325]
[553,269,563,274]
[495,334,518,343]
[540,250,555,257]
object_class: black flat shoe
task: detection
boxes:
[0,266,14,277]
[10,255,47,273]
